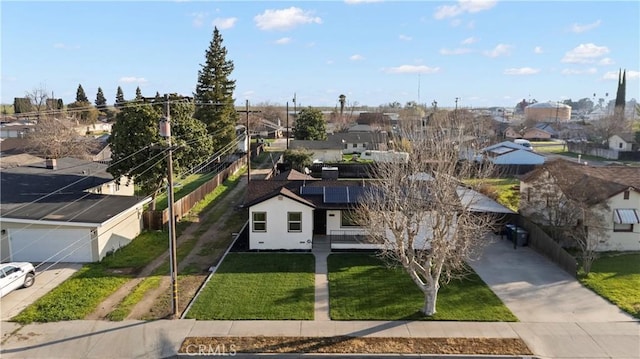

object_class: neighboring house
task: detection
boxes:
[504,127,520,139]
[0,120,36,139]
[328,132,388,154]
[288,139,343,163]
[609,133,638,151]
[253,119,283,139]
[0,157,149,263]
[533,123,557,138]
[243,171,514,251]
[522,127,553,141]
[519,159,640,251]
[479,141,546,165]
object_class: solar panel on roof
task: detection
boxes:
[300,186,324,195]
[324,187,348,203]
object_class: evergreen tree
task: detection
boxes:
[293,107,327,140]
[614,69,626,117]
[76,84,89,103]
[56,99,64,110]
[194,27,238,152]
[135,86,143,101]
[95,87,107,111]
[115,86,125,108]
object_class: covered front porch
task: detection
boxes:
[313,231,383,251]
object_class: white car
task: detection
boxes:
[0,262,36,297]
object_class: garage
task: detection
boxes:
[9,228,94,263]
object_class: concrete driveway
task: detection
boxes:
[469,236,636,322]
[0,262,82,320]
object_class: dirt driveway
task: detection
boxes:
[1,262,82,320]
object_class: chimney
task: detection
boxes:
[45,158,57,170]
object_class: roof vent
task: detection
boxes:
[45,158,57,170]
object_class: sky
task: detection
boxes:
[1,1,639,109]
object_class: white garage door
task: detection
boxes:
[10,228,93,263]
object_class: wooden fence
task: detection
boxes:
[143,156,247,230]
[516,216,577,277]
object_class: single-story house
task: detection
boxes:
[243,171,514,251]
[0,157,149,263]
[609,133,638,152]
[522,127,553,141]
[519,159,640,251]
[328,132,388,154]
[504,127,520,139]
[288,139,343,163]
[479,141,546,165]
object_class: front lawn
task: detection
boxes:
[579,253,640,319]
[328,253,517,321]
[466,178,520,212]
[185,253,315,320]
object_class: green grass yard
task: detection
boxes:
[12,231,167,323]
[328,253,517,321]
[579,253,640,319]
[185,253,315,320]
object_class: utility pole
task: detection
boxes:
[293,93,297,121]
[159,94,178,319]
[286,101,289,149]
[237,100,261,182]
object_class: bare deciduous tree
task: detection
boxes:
[25,87,49,120]
[26,118,97,159]
[355,123,499,316]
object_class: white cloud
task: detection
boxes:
[434,0,497,20]
[385,65,440,74]
[439,48,472,55]
[399,34,412,41]
[191,12,207,27]
[450,19,462,27]
[603,70,640,80]
[254,7,322,31]
[326,60,334,65]
[534,46,543,54]
[561,68,597,75]
[570,20,602,33]
[350,54,365,61]
[118,77,148,84]
[561,43,609,63]
[483,44,511,58]
[275,37,291,45]
[212,17,237,30]
[461,36,477,45]
[598,57,614,65]
[504,67,540,75]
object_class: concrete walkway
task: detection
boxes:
[312,235,331,321]
[469,237,635,322]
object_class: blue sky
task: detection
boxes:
[2,1,639,109]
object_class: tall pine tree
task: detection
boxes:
[194,27,238,152]
[135,86,143,101]
[95,87,107,111]
[76,84,89,103]
[115,86,125,108]
[614,68,626,118]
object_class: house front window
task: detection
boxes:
[623,190,630,200]
[253,212,267,232]
[613,223,633,232]
[341,211,359,227]
[288,212,302,232]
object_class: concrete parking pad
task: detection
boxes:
[0,262,82,320]
[469,238,634,322]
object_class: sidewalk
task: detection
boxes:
[1,319,638,358]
